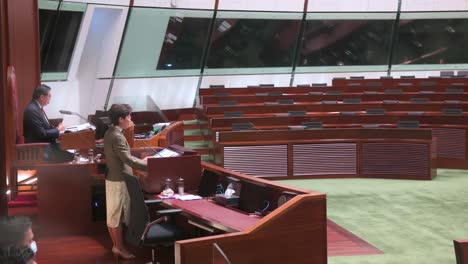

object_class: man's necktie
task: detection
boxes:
[41,107,50,126]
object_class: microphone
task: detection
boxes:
[60,109,88,123]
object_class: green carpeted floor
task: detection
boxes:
[278,169,468,264]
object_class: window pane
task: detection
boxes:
[157,17,211,70]
[206,13,301,69]
[116,8,213,78]
[299,19,393,67]
[393,18,468,65]
[39,8,83,74]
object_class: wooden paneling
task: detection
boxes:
[7,0,41,134]
[37,163,95,235]
[224,145,288,177]
[432,128,466,159]
[293,143,357,176]
[217,129,434,180]
[0,0,9,216]
[362,143,430,178]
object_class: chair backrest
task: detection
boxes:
[343,98,361,104]
[123,173,150,247]
[397,121,420,128]
[440,71,454,77]
[224,111,243,118]
[232,123,254,131]
[311,83,327,87]
[7,66,23,144]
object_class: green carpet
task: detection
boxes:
[278,169,468,264]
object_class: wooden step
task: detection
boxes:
[184,135,212,141]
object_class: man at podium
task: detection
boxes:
[23,84,64,143]
[104,103,148,260]
[23,84,72,162]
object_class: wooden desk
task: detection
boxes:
[200,83,466,97]
[164,199,259,232]
[332,76,468,87]
[209,114,468,169]
[205,102,468,117]
[201,92,468,105]
[214,128,436,180]
[454,239,468,264]
[172,162,327,264]
[59,130,95,150]
[133,121,184,148]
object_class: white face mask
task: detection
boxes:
[30,240,38,254]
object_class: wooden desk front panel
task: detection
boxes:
[175,194,327,264]
[362,142,431,179]
[223,145,288,177]
[454,239,468,264]
[37,163,96,235]
[293,143,357,176]
[216,129,434,180]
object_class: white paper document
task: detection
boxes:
[65,123,96,133]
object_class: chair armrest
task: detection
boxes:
[144,199,162,205]
[156,209,182,216]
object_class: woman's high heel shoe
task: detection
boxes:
[112,247,136,260]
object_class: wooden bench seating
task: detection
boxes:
[201,92,468,105]
[204,102,468,117]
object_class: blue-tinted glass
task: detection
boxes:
[299,20,393,66]
[157,17,211,70]
[39,9,83,72]
[207,19,301,68]
[393,19,468,64]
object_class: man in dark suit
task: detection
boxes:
[23,84,73,163]
[23,84,64,143]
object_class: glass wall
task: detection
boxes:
[115,8,213,78]
[392,12,468,69]
[205,11,302,74]
[38,5,468,81]
[296,13,395,73]
[39,1,86,81]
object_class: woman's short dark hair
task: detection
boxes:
[0,216,32,247]
[108,104,132,126]
[0,246,35,264]
[32,84,51,100]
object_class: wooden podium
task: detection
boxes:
[138,153,201,194]
[59,130,95,150]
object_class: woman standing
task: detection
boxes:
[104,104,147,259]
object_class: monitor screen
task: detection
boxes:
[198,169,221,197]
[238,181,269,214]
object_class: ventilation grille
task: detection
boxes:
[224,145,287,177]
[293,143,356,176]
[432,128,466,159]
[362,143,429,176]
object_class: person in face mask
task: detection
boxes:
[0,245,37,264]
[0,216,37,255]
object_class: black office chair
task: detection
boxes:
[123,173,184,263]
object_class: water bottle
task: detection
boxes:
[73,151,80,163]
[177,177,184,195]
[164,178,173,190]
[88,149,94,163]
